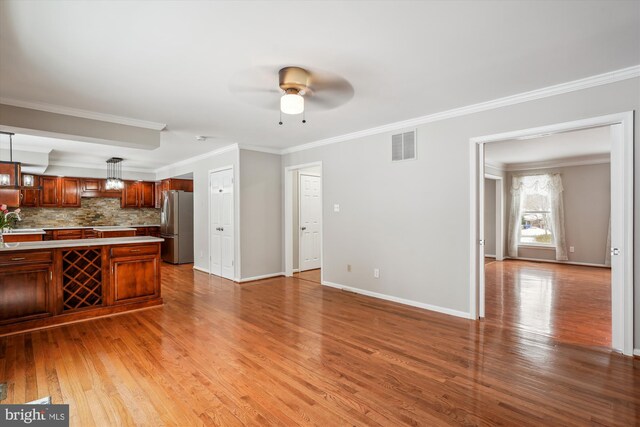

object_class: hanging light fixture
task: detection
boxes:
[105,157,125,190]
[280,89,304,115]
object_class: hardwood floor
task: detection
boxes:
[292,268,321,284]
[1,263,638,426]
[485,259,611,348]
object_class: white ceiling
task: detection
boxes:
[485,126,611,168]
[0,1,638,169]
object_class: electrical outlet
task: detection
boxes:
[373,268,380,278]
[334,204,340,212]
[569,246,575,253]
[347,264,351,272]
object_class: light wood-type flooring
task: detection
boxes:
[485,259,611,348]
[1,262,638,426]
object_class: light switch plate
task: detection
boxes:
[334,204,340,212]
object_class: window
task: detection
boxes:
[518,178,554,246]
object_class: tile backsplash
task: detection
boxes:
[19,197,161,228]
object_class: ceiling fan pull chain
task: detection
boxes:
[302,110,306,124]
[279,109,283,126]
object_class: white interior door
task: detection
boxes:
[210,168,234,280]
[299,174,321,271]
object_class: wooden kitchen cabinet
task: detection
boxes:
[161,178,193,193]
[0,252,54,325]
[110,244,161,304]
[20,174,39,207]
[121,181,139,208]
[39,176,81,207]
[60,177,81,207]
[39,176,59,207]
[121,181,155,208]
[81,178,122,198]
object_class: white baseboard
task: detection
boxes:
[508,256,610,268]
[633,349,640,357]
[321,280,472,319]
[193,266,210,274]
[485,254,496,258]
[238,272,285,283]
[292,269,300,273]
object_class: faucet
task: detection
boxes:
[5,211,22,223]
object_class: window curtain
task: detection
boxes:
[508,173,568,261]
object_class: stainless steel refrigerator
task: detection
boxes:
[160,190,194,264]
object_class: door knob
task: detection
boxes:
[220,227,224,232]
[301,227,306,231]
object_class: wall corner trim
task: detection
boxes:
[321,280,473,319]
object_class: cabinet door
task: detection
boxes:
[121,181,139,208]
[111,256,159,303]
[60,178,81,207]
[82,179,101,192]
[39,176,59,207]
[20,175,39,207]
[139,182,155,208]
[0,264,52,324]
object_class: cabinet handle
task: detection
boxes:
[11,257,26,261]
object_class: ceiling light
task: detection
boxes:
[105,157,125,190]
[280,91,304,115]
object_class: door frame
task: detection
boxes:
[208,165,238,280]
[469,112,634,355]
[284,161,323,279]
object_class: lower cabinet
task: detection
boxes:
[0,259,53,325]
[110,245,161,304]
[0,243,162,335]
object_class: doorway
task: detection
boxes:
[209,167,235,280]
[284,162,323,282]
[470,112,633,355]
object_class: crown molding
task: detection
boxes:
[0,98,167,131]
[281,65,640,155]
[238,144,282,155]
[504,154,610,172]
[48,160,156,174]
[154,143,239,173]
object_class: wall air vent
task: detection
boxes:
[391,130,416,161]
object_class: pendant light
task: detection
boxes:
[105,157,125,190]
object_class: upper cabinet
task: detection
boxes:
[81,178,123,198]
[121,181,155,208]
[164,178,193,192]
[40,177,81,208]
[20,174,39,207]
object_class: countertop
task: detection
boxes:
[3,229,46,235]
[39,225,161,230]
[0,236,164,252]
[93,226,137,232]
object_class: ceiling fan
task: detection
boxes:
[229,66,354,125]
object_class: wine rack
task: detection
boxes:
[62,248,103,311]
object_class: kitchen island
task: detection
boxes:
[0,236,163,336]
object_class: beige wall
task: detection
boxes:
[239,149,282,279]
[282,77,639,341]
[507,162,610,265]
[157,147,240,274]
[484,178,496,256]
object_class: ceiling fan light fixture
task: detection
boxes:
[280,92,304,115]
